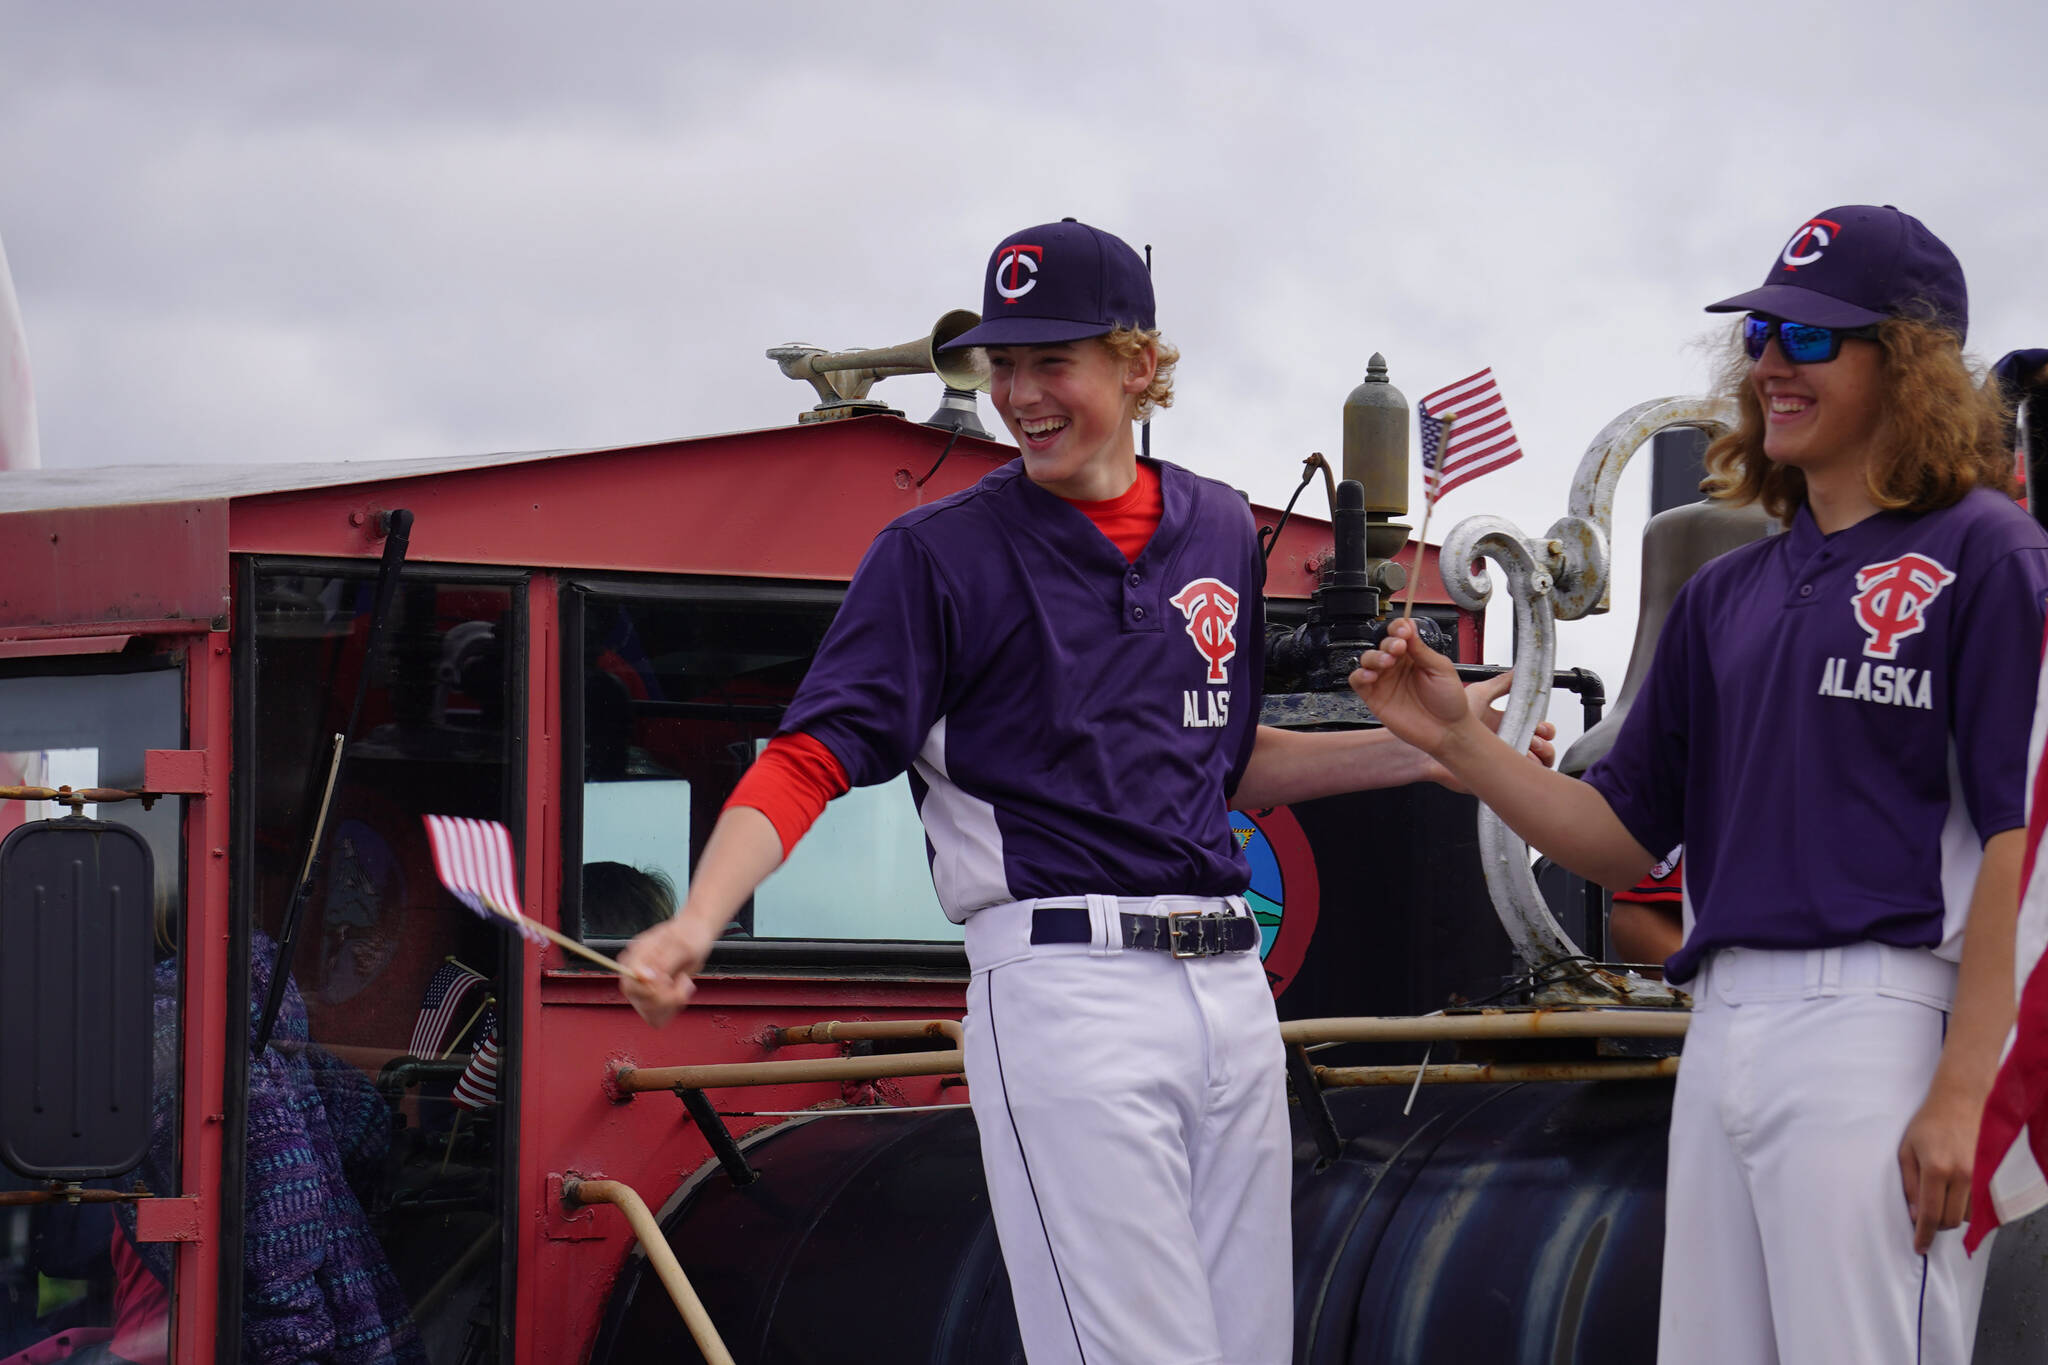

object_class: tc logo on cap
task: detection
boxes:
[994,245,1043,304]
[1850,552,1954,659]
[1780,217,1842,273]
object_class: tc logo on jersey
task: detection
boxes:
[1850,552,1955,659]
[994,245,1043,303]
[1171,578,1240,684]
[1780,217,1841,272]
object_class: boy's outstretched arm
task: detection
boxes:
[1351,617,1656,892]
[618,806,784,1027]
[1230,671,1554,810]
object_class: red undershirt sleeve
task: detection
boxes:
[734,464,1160,859]
[723,731,852,858]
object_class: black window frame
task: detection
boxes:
[229,554,530,1365]
[560,574,969,975]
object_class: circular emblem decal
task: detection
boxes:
[1230,806,1320,998]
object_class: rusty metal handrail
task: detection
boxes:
[615,1018,965,1096]
[564,1178,735,1365]
[1316,1056,1679,1088]
[774,1018,963,1047]
[1279,1008,1688,1047]
[613,1013,1685,1101]
[618,1048,965,1094]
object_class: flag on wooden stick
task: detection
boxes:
[451,1010,501,1111]
[421,813,655,981]
[1419,367,1523,502]
[423,814,547,944]
[1967,627,2048,1252]
[410,959,489,1058]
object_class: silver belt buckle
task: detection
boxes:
[1167,908,1215,958]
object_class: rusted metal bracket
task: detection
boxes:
[1285,1044,1342,1166]
[678,1089,759,1188]
[543,1172,605,1241]
[0,750,209,813]
[0,1189,209,1245]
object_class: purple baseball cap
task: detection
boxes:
[1704,204,1968,343]
[939,219,1154,350]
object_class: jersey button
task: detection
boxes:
[1799,583,1814,597]
[1132,605,1147,620]
[1128,570,1142,585]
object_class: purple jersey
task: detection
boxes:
[1584,488,2048,982]
[780,459,1266,922]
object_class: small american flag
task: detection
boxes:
[1418,367,1524,502]
[410,960,488,1059]
[452,1014,501,1111]
[423,815,546,945]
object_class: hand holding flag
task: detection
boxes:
[422,814,654,983]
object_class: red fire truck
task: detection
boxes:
[1,333,2038,1364]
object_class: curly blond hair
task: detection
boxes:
[1702,316,2016,522]
[1102,326,1180,424]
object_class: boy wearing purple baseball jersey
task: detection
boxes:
[622,218,1550,1364]
[1354,205,2048,1364]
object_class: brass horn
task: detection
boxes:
[767,309,991,413]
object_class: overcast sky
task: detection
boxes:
[2,0,2041,750]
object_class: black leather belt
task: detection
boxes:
[1029,906,1258,958]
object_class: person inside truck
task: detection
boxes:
[1352,204,2048,1365]
[108,931,427,1365]
[619,217,1555,1365]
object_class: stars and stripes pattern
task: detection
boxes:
[1418,367,1523,502]
[422,814,545,944]
[452,1013,501,1111]
[410,960,488,1059]
[1967,626,2048,1251]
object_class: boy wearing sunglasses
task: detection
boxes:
[1354,204,2048,1364]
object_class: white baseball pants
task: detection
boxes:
[962,895,1293,1365]
[1659,943,1993,1365]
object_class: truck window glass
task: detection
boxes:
[247,570,518,1361]
[573,590,959,945]
[0,664,182,1363]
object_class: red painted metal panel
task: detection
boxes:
[229,419,1017,581]
[0,501,229,632]
[132,1195,203,1243]
[144,749,210,796]
[173,632,231,1361]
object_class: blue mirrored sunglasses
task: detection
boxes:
[1742,314,1882,365]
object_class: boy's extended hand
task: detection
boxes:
[618,913,722,1028]
[1350,617,1502,760]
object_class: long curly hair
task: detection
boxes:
[1701,317,2015,522]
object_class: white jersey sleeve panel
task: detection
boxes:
[1936,740,1981,964]
[913,715,1011,923]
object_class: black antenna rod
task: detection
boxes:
[1143,243,1153,461]
[253,508,415,1053]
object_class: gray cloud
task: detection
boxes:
[3,0,2043,745]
